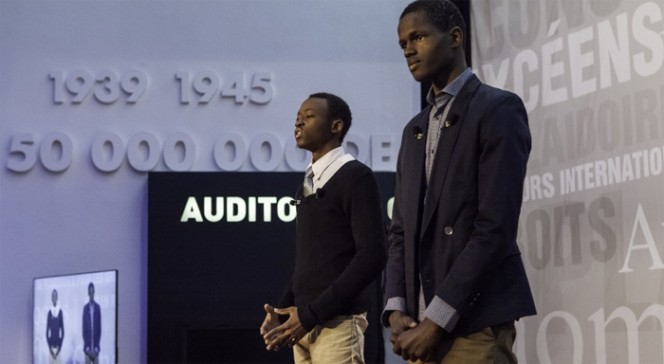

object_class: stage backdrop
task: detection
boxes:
[472,1,664,363]
[148,172,395,363]
[0,1,414,363]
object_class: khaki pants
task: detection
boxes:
[410,322,517,364]
[293,313,368,364]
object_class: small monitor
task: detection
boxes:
[33,269,118,364]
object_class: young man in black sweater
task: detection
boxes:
[260,92,387,363]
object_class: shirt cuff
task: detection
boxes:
[384,297,407,312]
[382,297,407,327]
[424,295,459,332]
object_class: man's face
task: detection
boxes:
[88,285,95,302]
[398,11,454,84]
[294,98,335,153]
[52,290,58,306]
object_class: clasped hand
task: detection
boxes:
[260,303,307,351]
[389,311,443,362]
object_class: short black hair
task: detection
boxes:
[401,0,466,37]
[308,92,352,143]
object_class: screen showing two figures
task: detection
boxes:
[33,270,117,364]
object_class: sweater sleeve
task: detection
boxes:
[278,279,295,308]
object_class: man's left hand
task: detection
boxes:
[395,318,443,361]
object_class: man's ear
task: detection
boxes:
[449,26,464,48]
[331,119,344,135]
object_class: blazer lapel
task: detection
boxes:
[420,75,481,236]
[404,110,429,241]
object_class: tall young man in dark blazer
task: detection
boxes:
[383,1,536,363]
[261,92,386,363]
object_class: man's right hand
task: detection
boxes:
[259,304,280,348]
[388,310,418,356]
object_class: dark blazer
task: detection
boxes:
[82,301,102,352]
[385,74,536,335]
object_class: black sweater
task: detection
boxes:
[279,160,387,331]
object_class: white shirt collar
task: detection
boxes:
[306,146,354,190]
[50,305,61,316]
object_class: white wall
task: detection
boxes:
[0,1,415,362]
[472,0,664,362]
